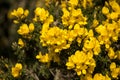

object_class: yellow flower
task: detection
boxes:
[17,8,24,16]
[12,63,22,78]
[96,25,108,36]
[69,0,78,7]
[66,50,96,76]
[82,0,87,9]
[102,6,109,15]
[61,7,87,27]
[109,0,120,12]
[24,10,29,17]
[11,7,29,19]
[45,15,54,24]
[110,12,119,20]
[93,73,111,80]
[83,37,100,54]
[18,38,24,48]
[11,7,23,17]
[66,61,75,69]
[108,47,116,59]
[110,62,120,78]
[34,7,49,22]
[29,23,34,32]
[92,19,99,28]
[110,62,116,71]
[17,24,29,35]
[111,68,120,78]
[36,52,50,63]
[71,9,82,17]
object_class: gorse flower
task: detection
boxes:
[68,0,78,7]
[83,36,101,55]
[11,7,29,23]
[17,24,29,35]
[110,62,120,79]
[9,0,120,79]
[66,50,96,76]
[93,73,111,80]
[29,23,35,32]
[102,6,109,15]
[61,6,87,27]
[36,52,50,63]
[11,63,22,78]
[17,23,35,35]
[33,7,49,22]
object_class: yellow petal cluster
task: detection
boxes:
[36,52,50,63]
[40,23,87,53]
[40,26,70,52]
[102,6,109,15]
[95,21,120,49]
[68,0,78,7]
[66,50,96,76]
[110,62,120,79]
[17,23,34,35]
[81,73,111,80]
[33,7,49,22]
[93,73,111,80]
[11,63,22,78]
[83,36,101,55]
[102,0,120,20]
[61,7,87,28]
[11,7,29,23]
[108,47,117,59]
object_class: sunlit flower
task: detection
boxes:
[29,23,34,32]
[17,24,29,35]
[66,50,96,76]
[102,6,109,15]
[12,63,22,78]
[36,52,50,63]
[110,62,120,79]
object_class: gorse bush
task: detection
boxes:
[0,0,120,80]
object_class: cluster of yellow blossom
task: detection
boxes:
[95,0,120,61]
[110,62,120,79]
[17,23,34,35]
[61,5,87,28]
[102,0,120,20]
[36,51,60,63]
[83,30,101,55]
[10,0,120,79]
[66,50,96,76]
[36,52,50,63]
[33,7,53,23]
[81,73,111,80]
[95,21,120,49]
[41,26,70,52]
[11,7,29,23]
[93,73,111,80]
[68,0,78,7]
[11,63,22,78]
[40,0,88,54]
[40,23,88,53]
